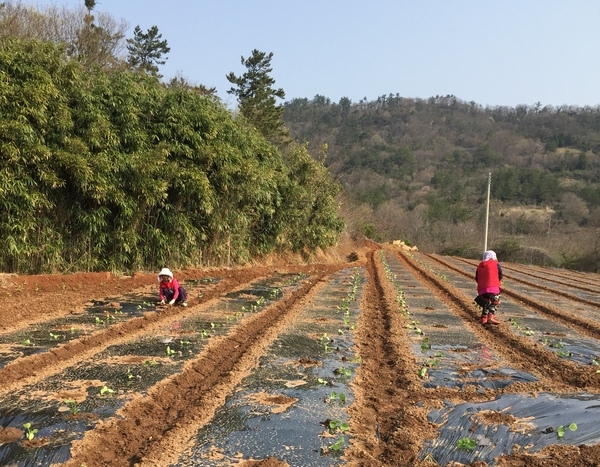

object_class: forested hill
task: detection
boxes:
[283,95,600,271]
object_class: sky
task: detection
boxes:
[26,0,600,109]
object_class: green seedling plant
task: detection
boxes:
[421,338,431,352]
[23,422,38,441]
[126,368,135,380]
[557,423,578,438]
[328,420,350,433]
[22,338,32,346]
[99,385,115,396]
[49,332,61,340]
[199,329,209,338]
[166,345,176,357]
[335,367,352,377]
[328,436,345,452]
[457,437,477,451]
[317,377,330,387]
[419,367,428,379]
[65,399,80,415]
[327,391,347,404]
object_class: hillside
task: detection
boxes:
[283,95,600,271]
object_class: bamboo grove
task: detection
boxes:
[0,38,344,274]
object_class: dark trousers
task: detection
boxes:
[163,286,187,303]
[475,293,500,314]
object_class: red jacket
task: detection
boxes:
[475,260,502,294]
[159,278,181,301]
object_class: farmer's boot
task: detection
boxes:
[487,313,499,325]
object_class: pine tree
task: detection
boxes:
[126,25,170,77]
[226,49,289,144]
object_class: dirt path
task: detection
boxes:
[1,244,600,466]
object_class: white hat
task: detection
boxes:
[482,250,497,261]
[158,268,173,281]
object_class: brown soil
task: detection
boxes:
[1,241,600,467]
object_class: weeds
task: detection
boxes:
[65,399,80,415]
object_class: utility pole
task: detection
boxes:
[484,172,491,252]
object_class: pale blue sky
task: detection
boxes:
[28,0,600,109]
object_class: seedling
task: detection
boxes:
[421,338,431,352]
[328,420,350,433]
[179,339,191,347]
[166,345,176,357]
[126,368,135,380]
[418,367,428,379]
[23,422,38,441]
[557,423,578,438]
[49,332,60,340]
[334,367,352,377]
[99,385,115,396]
[95,317,103,325]
[329,436,345,452]
[457,437,476,451]
[317,377,330,387]
[199,329,209,338]
[144,359,158,367]
[65,399,80,414]
[327,392,347,404]
[22,339,32,346]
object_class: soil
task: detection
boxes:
[1,241,600,467]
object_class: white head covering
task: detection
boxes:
[158,267,173,281]
[482,250,497,261]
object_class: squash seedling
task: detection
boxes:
[328,419,350,433]
[326,391,347,404]
[23,422,38,441]
[557,423,577,438]
[99,385,115,396]
[334,367,352,377]
[317,377,330,387]
[457,437,476,451]
[328,436,345,452]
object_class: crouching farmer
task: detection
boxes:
[158,268,188,307]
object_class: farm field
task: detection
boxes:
[1,243,600,467]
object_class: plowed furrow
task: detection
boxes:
[345,249,431,466]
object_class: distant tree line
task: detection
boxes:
[283,94,600,271]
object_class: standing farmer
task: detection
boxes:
[475,250,502,324]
